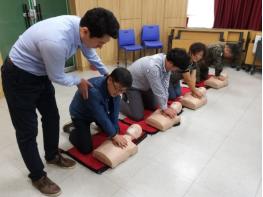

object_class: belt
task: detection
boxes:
[7,57,14,65]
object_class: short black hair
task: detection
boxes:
[189,42,207,57]
[80,7,120,39]
[110,67,132,88]
[226,43,242,62]
[166,48,190,71]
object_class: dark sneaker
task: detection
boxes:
[47,152,76,169]
[63,122,75,134]
[32,176,62,196]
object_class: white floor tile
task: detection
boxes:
[120,161,192,197]
[60,165,119,197]
[184,183,225,197]
[111,188,136,197]
[0,66,261,197]
[255,182,262,197]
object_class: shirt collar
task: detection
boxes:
[162,54,168,73]
[101,77,111,99]
[74,19,82,47]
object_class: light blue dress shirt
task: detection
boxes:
[9,15,109,86]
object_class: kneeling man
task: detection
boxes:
[120,48,190,121]
[69,68,132,154]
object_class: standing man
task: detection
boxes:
[1,7,119,196]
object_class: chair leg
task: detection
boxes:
[125,50,127,67]
[139,49,142,58]
[250,66,255,75]
[251,56,257,75]
[133,51,135,62]
[117,48,119,66]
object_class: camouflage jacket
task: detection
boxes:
[206,43,225,76]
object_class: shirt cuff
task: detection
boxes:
[74,77,81,86]
[100,67,109,76]
[110,132,118,138]
[215,68,223,76]
[160,104,168,110]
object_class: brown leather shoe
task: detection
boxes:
[47,152,76,169]
[32,176,62,196]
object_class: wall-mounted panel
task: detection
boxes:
[142,0,165,25]
[120,0,141,19]
[97,0,120,65]
[164,18,187,51]
[75,0,97,16]
[165,0,187,18]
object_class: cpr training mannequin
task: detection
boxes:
[204,73,228,89]
[92,123,142,140]
[126,124,143,140]
[180,87,207,110]
[145,102,182,131]
[92,124,142,168]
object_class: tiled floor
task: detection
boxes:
[0,66,261,197]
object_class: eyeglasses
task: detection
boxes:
[112,81,126,94]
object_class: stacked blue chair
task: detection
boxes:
[118,29,143,67]
[141,25,163,55]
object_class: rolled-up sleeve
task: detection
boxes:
[81,46,109,75]
[38,40,81,86]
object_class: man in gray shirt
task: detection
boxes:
[120,48,190,121]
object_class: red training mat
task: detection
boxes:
[122,91,190,133]
[121,110,159,134]
[61,121,147,174]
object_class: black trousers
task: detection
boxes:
[1,58,60,181]
[69,118,93,154]
[120,88,158,121]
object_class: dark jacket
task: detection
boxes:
[69,76,120,137]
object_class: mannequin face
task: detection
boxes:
[79,27,110,48]
[107,76,127,97]
[191,51,204,63]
